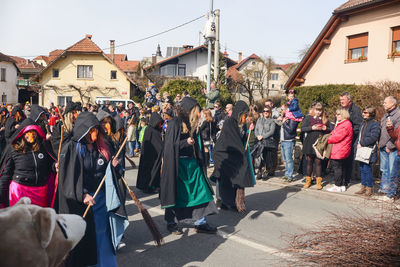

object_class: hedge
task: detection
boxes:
[292,84,389,121]
[160,79,232,108]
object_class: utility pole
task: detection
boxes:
[213,9,220,83]
[206,0,213,93]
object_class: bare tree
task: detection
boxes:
[43,85,119,104]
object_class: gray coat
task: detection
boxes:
[255,117,275,139]
[379,107,400,150]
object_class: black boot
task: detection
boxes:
[205,152,210,167]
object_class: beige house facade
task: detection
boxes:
[287,0,400,89]
[35,35,137,107]
[0,53,19,104]
[228,54,295,103]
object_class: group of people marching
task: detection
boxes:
[0,94,258,266]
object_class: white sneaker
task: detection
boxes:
[340,186,346,192]
[327,185,342,192]
[117,242,126,250]
[377,196,395,203]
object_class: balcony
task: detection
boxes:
[17,79,36,87]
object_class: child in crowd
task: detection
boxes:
[138,118,148,148]
[284,89,303,122]
[126,119,137,157]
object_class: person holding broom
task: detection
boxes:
[57,112,126,267]
[211,100,256,212]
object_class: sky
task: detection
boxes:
[0,0,346,64]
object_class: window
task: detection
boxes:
[270,73,279,80]
[57,96,72,106]
[110,71,117,80]
[0,68,5,81]
[160,64,176,76]
[77,65,93,78]
[254,71,261,78]
[392,26,400,55]
[53,69,59,78]
[347,33,368,61]
[271,84,275,89]
[252,61,256,65]
[280,84,284,89]
[178,64,186,76]
[1,94,6,103]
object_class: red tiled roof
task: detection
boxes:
[66,35,102,53]
[105,54,127,62]
[334,0,380,12]
[115,60,139,72]
[279,63,295,71]
[0,52,17,64]
[227,64,242,82]
[235,53,260,70]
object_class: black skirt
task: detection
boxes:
[302,131,324,155]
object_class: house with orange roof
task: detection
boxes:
[34,34,139,107]
[227,52,295,103]
[9,56,43,103]
[144,45,237,84]
[286,0,400,89]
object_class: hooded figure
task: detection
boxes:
[51,102,80,155]
[0,119,57,208]
[152,97,218,234]
[28,105,49,137]
[5,106,26,143]
[136,112,163,192]
[211,100,256,212]
[57,112,127,267]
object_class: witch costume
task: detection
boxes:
[4,106,26,143]
[0,119,57,208]
[57,112,127,267]
[152,97,218,233]
[211,100,256,212]
[136,112,163,193]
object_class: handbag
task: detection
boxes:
[355,145,374,164]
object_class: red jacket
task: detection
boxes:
[387,125,400,155]
[328,119,353,159]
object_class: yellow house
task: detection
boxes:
[35,34,138,107]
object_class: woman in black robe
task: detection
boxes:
[57,112,125,267]
[136,112,163,193]
[152,97,218,234]
[0,107,8,155]
[211,100,256,212]
[5,106,26,143]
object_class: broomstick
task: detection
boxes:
[83,136,128,218]
[120,176,163,246]
[51,125,64,208]
[245,128,252,151]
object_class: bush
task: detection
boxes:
[160,79,233,108]
[293,83,400,121]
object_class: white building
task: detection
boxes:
[0,52,19,104]
[145,45,237,82]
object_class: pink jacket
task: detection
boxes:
[328,119,353,160]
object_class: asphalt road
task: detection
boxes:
[117,158,388,267]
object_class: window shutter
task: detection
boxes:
[393,27,400,42]
[348,33,368,49]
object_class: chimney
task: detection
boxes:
[86,34,92,39]
[110,40,115,62]
[238,52,242,63]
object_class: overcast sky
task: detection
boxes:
[1,0,345,64]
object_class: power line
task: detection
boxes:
[102,14,206,50]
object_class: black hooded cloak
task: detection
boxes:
[5,106,26,143]
[211,101,255,206]
[57,112,127,267]
[151,97,217,220]
[136,112,163,192]
[51,102,79,153]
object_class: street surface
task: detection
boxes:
[117,158,387,267]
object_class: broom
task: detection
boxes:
[236,128,251,213]
[83,137,128,218]
[51,125,64,208]
[120,176,163,246]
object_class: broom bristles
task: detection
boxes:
[127,187,164,246]
[235,188,246,213]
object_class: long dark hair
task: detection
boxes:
[12,135,41,154]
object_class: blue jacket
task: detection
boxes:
[354,119,381,163]
[288,98,303,118]
[282,119,299,140]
